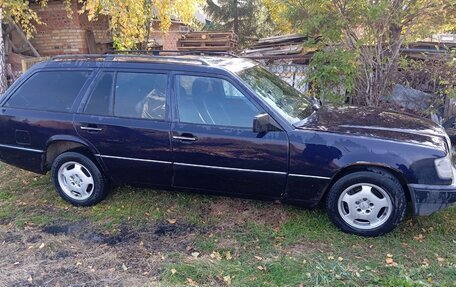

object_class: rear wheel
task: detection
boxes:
[326,169,406,237]
[51,152,109,206]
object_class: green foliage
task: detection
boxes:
[205,0,274,47]
[267,0,456,106]
[308,48,357,105]
[81,0,204,50]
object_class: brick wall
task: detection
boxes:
[30,0,110,56]
[29,1,187,55]
[150,22,187,50]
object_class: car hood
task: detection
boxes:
[295,106,449,152]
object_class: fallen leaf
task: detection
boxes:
[257,265,266,271]
[122,263,128,271]
[421,258,430,267]
[338,257,344,261]
[414,233,425,241]
[27,276,32,283]
[187,278,197,286]
[210,251,222,260]
[223,275,232,285]
[191,252,200,258]
[437,257,445,262]
[327,255,334,260]
[254,256,263,261]
[385,258,394,264]
[76,262,82,266]
[171,268,177,275]
[225,251,233,260]
[167,219,177,224]
[386,254,393,258]
[38,243,45,249]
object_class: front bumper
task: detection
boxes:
[408,167,456,216]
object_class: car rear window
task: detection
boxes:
[5,70,91,112]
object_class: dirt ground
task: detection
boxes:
[0,220,206,287]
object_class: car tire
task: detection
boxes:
[51,152,109,206]
[326,168,406,237]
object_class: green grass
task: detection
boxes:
[0,162,455,286]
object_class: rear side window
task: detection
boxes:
[5,71,91,112]
[84,72,114,116]
[114,72,168,120]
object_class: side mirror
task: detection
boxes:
[253,113,281,133]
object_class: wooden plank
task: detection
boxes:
[179,38,235,43]
[11,22,40,57]
[258,34,306,44]
[6,37,17,52]
[178,42,236,48]
[177,46,234,51]
[85,29,97,54]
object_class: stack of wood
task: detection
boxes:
[401,41,456,60]
[177,32,238,52]
[242,34,317,63]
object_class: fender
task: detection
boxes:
[44,135,108,174]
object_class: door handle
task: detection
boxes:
[80,124,103,132]
[173,133,197,142]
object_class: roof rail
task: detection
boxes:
[50,53,210,65]
[110,50,239,58]
[51,54,114,61]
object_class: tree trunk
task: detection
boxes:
[233,0,239,35]
[0,7,8,94]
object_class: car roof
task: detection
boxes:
[33,54,258,74]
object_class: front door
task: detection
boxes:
[74,70,172,186]
[171,74,289,198]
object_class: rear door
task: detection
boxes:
[0,69,93,172]
[171,73,289,198]
[74,69,172,186]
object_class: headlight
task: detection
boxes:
[435,155,453,180]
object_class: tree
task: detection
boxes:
[205,0,273,47]
[1,7,7,94]
[0,0,203,92]
[266,0,456,106]
[0,0,49,94]
[80,0,204,50]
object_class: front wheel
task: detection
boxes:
[326,169,407,237]
[51,152,109,206]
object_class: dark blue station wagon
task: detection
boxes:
[0,54,455,236]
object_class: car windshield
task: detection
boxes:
[238,65,314,125]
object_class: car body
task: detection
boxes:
[0,54,454,236]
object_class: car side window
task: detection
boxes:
[175,75,260,128]
[84,72,114,116]
[5,71,91,112]
[114,72,167,120]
